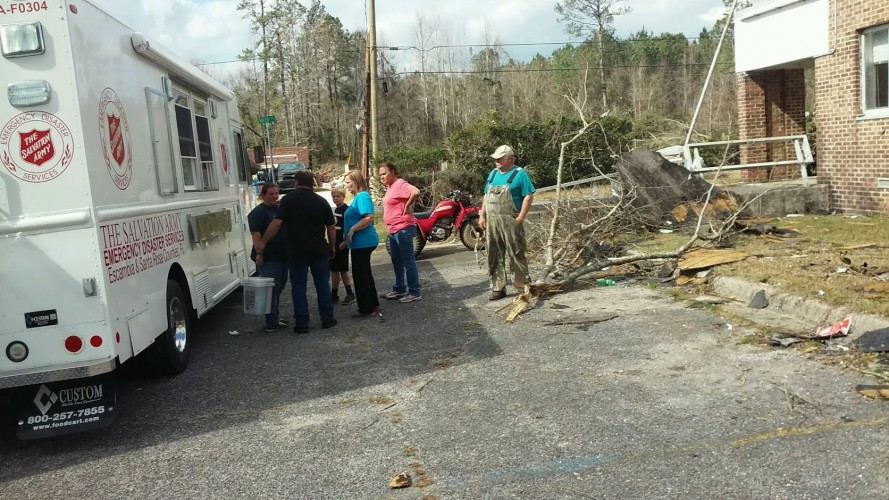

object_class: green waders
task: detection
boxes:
[483,183,530,293]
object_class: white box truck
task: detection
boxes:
[0,0,256,438]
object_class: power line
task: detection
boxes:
[195,34,720,66]
[390,62,733,76]
[383,41,584,51]
[203,59,732,73]
[382,34,710,52]
[197,58,253,66]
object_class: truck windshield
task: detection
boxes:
[278,162,306,171]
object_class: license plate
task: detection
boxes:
[16,373,116,440]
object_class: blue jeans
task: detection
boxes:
[388,226,421,296]
[257,260,287,327]
[289,257,335,328]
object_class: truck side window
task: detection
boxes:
[193,99,217,190]
[172,90,198,191]
[233,130,248,183]
[171,88,219,192]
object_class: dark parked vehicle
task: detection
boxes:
[276,161,307,192]
[257,167,275,183]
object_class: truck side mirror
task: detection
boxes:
[253,145,265,164]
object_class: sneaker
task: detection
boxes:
[381,291,404,300]
[264,320,290,333]
[321,319,338,329]
[489,290,506,301]
[293,325,310,334]
[341,294,356,305]
[398,294,422,303]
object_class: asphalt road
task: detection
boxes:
[2,242,888,499]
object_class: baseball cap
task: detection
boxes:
[490,145,515,159]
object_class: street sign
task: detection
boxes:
[258,115,277,125]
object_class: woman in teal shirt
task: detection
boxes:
[341,171,381,317]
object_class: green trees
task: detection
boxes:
[236,0,362,162]
[554,0,632,109]
[230,3,739,179]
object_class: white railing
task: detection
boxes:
[682,134,814,180]
[535,173,620,196]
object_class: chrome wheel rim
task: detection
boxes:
[169,296,187,353]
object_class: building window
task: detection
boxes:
[172,88,219,191]
[862,25,889,112]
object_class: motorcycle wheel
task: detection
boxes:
[385,224,426,258]
[459,214,485,251]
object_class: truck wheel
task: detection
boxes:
[384,225,426,258]
[149,280,191,375]
[459,214,485,251]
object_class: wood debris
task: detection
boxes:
[678,248,748,271]
[843,243,876,250]
[760,234,794,243]
[855,385,889,400]
[497,283,558,323]
[389,472,412,489]
[676,275,706,286]
[862,282,889,294]
[542,313,619,327]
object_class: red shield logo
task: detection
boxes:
[107,114,125,166]
[19,129,54,167]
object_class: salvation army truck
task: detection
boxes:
[0,0,256,438]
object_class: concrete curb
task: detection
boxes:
[712,276,889,342]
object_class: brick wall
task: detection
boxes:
[813,0,889,214]
[246,146,310,165]
[737,69,806,182]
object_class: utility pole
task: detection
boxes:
[368,0,379,159]
[362,44,371,180]
[685,0,740,147]
[259,115,278,183]
[266,123,275,183]
[260,0,269,128]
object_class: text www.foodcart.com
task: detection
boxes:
[32,416,100,430]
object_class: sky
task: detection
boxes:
[91,0,731,79]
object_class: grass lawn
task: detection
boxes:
[632,214,889,318]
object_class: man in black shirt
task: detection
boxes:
[248,183,289,332]
[259,171,337,333]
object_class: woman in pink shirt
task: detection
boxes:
[378,162,422,303]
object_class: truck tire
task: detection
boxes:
[384,224,426,258]
[148,280,191,375]
[459,214,485,251]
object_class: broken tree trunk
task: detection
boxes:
[617,148,741,226]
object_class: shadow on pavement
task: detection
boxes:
[0,247,500,481]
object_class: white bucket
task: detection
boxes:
[243,277,275,315]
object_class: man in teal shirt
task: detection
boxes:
[478,145,536,300]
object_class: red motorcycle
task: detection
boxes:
[386,190,485,257]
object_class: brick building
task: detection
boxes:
[735,0,889,214]
[246,146,310,168]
